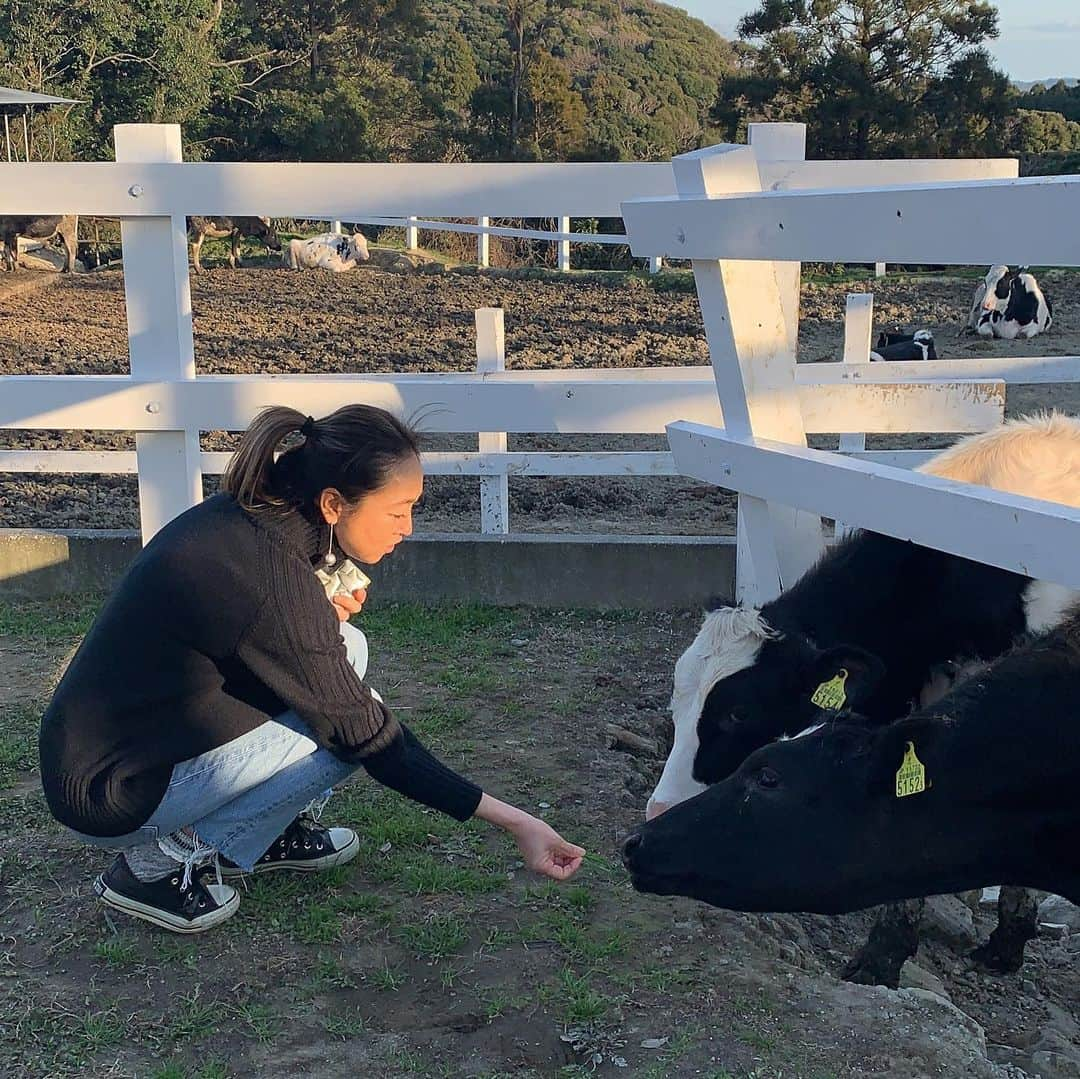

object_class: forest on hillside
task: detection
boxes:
[1,0,1079,170]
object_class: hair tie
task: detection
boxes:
[300,416,316,438]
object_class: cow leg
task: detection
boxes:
[191,234,205,274]
[842,898,924,988]
[971,886,1037,973]
[57,215,78,273]
[229,232,241,269]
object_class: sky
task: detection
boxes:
[672,0,1080,83]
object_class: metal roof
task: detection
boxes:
[0,87,81,108]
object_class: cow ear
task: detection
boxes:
[805,647,885,712]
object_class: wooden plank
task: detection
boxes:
[0,157,1018,218]
[0,375,1005,434]
[622,175,1080,265]
[114,123,202,542]
[667,420,1080,589]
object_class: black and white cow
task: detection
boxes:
[870,329,936,362]
[187,216,282,274]
[967,266,1053,339]
[644,412,1080,982]
[286,231,370,272]
[624,612,1080,955]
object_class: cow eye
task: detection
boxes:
[756,767,780,790]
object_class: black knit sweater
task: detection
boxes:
[39,494,482,837]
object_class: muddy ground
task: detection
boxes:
[1,263,1079,534]
[1,595,1077,1079]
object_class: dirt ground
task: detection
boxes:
[1,595,1077,1079]
[1,263,1079,535]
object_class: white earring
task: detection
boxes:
[324,522,337,567]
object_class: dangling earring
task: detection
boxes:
[324,522,337,568]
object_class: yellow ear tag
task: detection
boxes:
[810,668,848,710]
[895,741,927,798]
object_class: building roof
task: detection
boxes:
[0,87,81,108]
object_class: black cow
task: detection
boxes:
[0,214,78,272]
[186,216,282,274]
[624,613,1080,966]
[870,329,937,362]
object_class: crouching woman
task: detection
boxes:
[39,404,584,933]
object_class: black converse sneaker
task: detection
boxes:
[94,854,240,934]
[220,816,359,877]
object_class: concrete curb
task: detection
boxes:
[0,529,735,610]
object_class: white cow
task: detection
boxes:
[286,231,370,272]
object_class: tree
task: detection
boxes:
[524,48,584,158]
[715,0,1011,158]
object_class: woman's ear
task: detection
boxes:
[318,488,344,525]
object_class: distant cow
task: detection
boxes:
[870,329,937,362]
[187,216,282,274]
[623,611,1080,967]
[0,215,78,272]
[968,265,1052,339]
[286,231,370,272]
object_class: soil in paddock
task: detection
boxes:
[1,596,1077,1078]
[2,265,1080,534]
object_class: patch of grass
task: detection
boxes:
[361,603,514,651]
[154,937,201,970]
[528,913,631,965]
[396,856,503,896]
[394,912,470,960]
[480,988,531,1020]
[0,594,103,640]
[437,664,503,695]
[92,933,140,967]
[231,1000,277,1044]
[323,1005,367,1040]
[163,987,221,1044]
[76,1006,126,1053]
[0,703,40,789]
[545,968,611,1023]
[369,960,407,991]
[240,873,343,942]
[411,702,472,740]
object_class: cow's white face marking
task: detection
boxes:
[981,265,1010,311]
[646,607,777,819]
[1024,580,1080,635]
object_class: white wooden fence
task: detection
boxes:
[0,121,1069,559]
[621,136,1080,604]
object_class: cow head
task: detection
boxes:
[981,265,1014,313]
[645,606,885,820]
[253,217,283,253]
[627,715,972,914]
[349,231,371,261]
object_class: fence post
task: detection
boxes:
[477,216,490,267]
[648,255,663,274]
[875,262,886,277]
[475,308,509,533]
[557,215,571,272]
[405,216,419,251]
[836,292,874,539]
[330,220,343,234]
[114,123,202,544]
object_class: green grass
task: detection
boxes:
[0,703,40,789]
[394,912,470,960]
[0,594,103,641]
[548,967,611,1023]
[322,1005,367,1040]
[360,603,515,651]
[92,934,140,967]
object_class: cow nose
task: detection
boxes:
[621,832,643,865]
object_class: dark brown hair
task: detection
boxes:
[222,405,420,514]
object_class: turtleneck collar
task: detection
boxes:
[256,504,340,568]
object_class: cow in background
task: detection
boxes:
[968,265,1053,339]
[286,231,370,272]
[187,216,282,274]
[870,329,937,362]
[0,215,78,272]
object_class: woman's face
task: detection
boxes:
[320,454,423,564]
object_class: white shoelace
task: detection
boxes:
[158,829,221,891]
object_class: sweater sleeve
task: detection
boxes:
[235,535,400,760]
[360,724,483,821]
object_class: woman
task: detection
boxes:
[39,405,585,933]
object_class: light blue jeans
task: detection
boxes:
[76,622,374,871]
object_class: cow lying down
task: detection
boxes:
[624,611,1080,965]
[967,265,1052,339]
[643,411,1080,984]
[870,329,936,362]
[286,232,370,272]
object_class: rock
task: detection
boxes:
[1032,1049,1080,1079]
[924,894,978,949]
[899,960,950,999]
[1038,922,1069,940]
[1038,895,1080,932]
[16,245,85,273]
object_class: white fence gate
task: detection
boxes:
[0,121,1066,573]
[621,136,1080,602]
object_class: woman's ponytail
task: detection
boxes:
[221,406,309,511]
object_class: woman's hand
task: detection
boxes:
[331,588,367,622]
[473,794,586,882]
[512,815,586,881]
